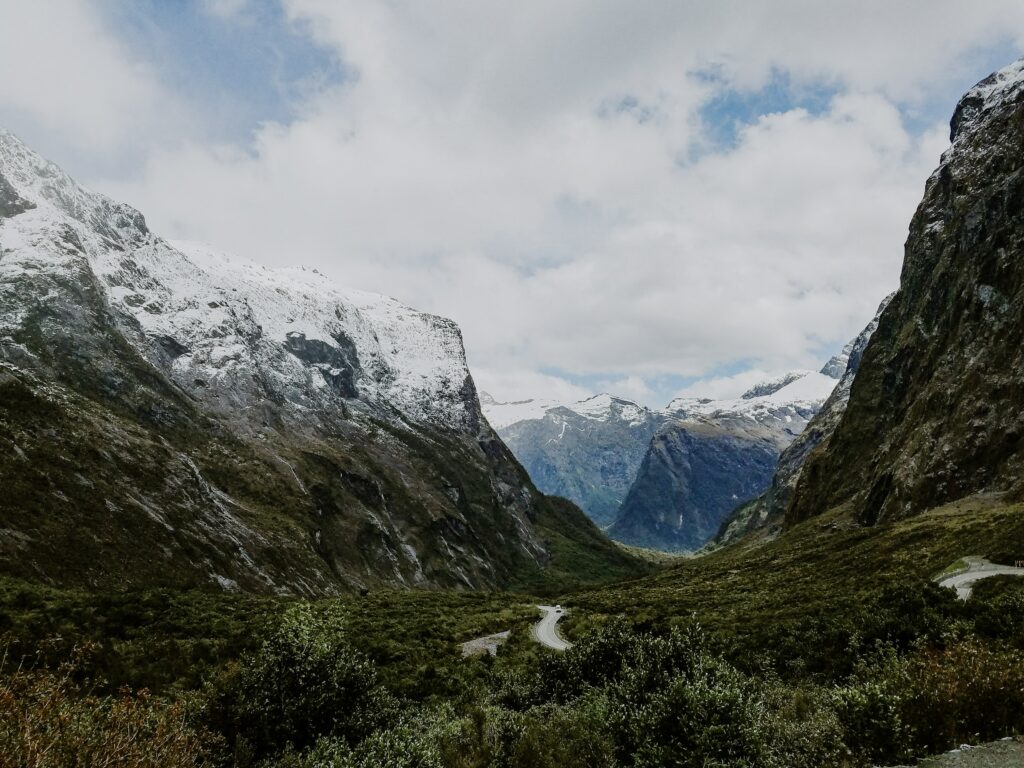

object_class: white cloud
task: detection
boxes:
[13,1,1024,404]
[0,0,187,166]
[105,87,947,401]
[473,368,592,405]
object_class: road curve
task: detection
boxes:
[937,557,1024,600]
[533,605,572,651]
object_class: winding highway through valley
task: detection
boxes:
[533,604,572,651]
[937,557,1024,600]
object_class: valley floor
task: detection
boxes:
[1,492,1022,767]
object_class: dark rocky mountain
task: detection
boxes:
[0,129,640,595]
[605,372,838,551]
[786,59,1024,527]
[606,416,788,551]
[712,294,894,548]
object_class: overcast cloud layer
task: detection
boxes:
[2,1,1024,406]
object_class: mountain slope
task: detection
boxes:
[788,59,1024,527]
[712,294,894,547]
[0,128,641,594]
[606,371,837,551]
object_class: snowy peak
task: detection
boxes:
[951,57,1024,141]
[485,369,840,433]
[564,393,648,424]
[155,241,475,427]
[482,392,651,431]
[0,128,478,431]
[741,371,810,399]
[0,128,149,250]
[665,370,837,422]
[820,347,853,379]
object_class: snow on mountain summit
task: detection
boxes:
[482,392,651,431]
[0,127,478,430]
[485,369,840,435]
[665,370,837,421]
[159,240,476,427]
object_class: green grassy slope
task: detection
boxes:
[566,492,1024,639]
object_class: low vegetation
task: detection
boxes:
[0,494,1021,766]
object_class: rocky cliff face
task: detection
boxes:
[787,59,1024,526]
[605,371,838,551]
[0,129,637,594]
[713,294,894,547]
[606,416,787,551]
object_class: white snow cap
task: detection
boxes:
[484,371,838,430]
[0,128,477,429]
[665,370,837,419]
[952,57,1024,140]
[482,392,651,430]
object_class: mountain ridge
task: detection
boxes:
[0,128,642,594]
[484,368,840,540]
[787,56,1024,527]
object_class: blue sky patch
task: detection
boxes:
[698,69,836,151]
[103,0,346,142]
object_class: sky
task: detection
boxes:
[1,1,1023,407]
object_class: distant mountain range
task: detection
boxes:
[484,364,852,551]
[481,392,665,527]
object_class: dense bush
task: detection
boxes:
[0,646,215,768]
[3,577,1024,767]
[493,620,850,767]
[835,639,1024,762]
[726,581,964,681]
[209,604,398,765]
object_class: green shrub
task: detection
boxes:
[496,621,852,767]
[832,649,914,764]
[834,639,1024,763]
[210,604,397,764]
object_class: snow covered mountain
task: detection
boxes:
[483,393,664,526]
[484,369,840,539]
[662,370,838,424]
[0,128,639,593]
[607,370,840,551]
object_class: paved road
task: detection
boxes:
[533,605,571,651]
[936,557,1024,600]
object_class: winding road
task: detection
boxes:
[937,557,1024,600]
[533,604,572,651]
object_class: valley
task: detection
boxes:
[1,13,1024,768]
